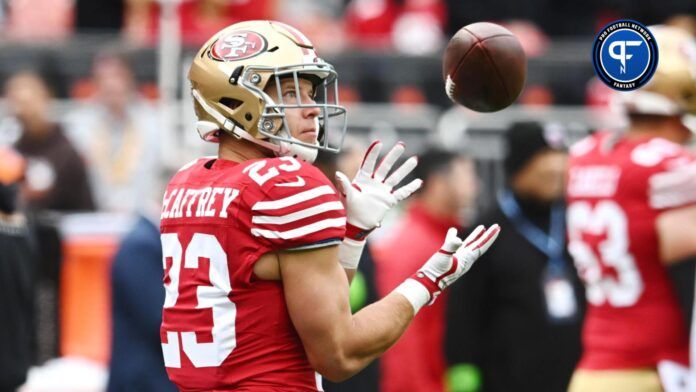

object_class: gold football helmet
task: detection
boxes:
[620,25,696,122]
[188,20,347,162]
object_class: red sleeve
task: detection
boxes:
[648,148,696,210]
[246,158,346,251]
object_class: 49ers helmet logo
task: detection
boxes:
[211,31,267,61]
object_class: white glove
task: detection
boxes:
[335,141,422,269]
[395,224,501,313]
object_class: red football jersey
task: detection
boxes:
[566,132,696,370]
[159,156,346,391]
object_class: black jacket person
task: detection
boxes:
[445,122,585,392]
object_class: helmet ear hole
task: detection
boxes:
[245,113,252,121]
[219,97,243,110]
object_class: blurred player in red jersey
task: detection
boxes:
[159,20,500,391]
[566,25,696,391]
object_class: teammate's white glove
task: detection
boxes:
[395,225,501,313]
[335,141,422,269]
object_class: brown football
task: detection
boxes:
[443,22,527,112]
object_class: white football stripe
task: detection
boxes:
[251,217,346,240]
[252,201,344,225]
[252,185,335,211]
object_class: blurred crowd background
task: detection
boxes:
[0,0,695,391]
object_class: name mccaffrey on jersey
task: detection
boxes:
[161,187,240,219]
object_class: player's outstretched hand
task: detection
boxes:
[335,140,422,240]
[410,225,501,305]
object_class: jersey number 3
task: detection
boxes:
[567,200,644,307]
[160,233,236,368]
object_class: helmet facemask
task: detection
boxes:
[241,62,347,162]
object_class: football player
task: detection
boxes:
[566,25,696,391]
[159,20,500,391]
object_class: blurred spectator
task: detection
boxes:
[179,0,276,46]
[390,85,427,105]
[500,20,550,57]
[123,0,151,43]
[344,0,400,49]
[344,0,446,53]
[107,210,176,392]
[3,0,72,41]
[391,0,446,55]
[66,50,160,213]
[585,77,613,109]
[519,84,555,107]
[337,85,361,105]
[277,0,347,54]
[446,121,583,392]
[126,0,276,46]
[373,147,478,392]
[4,71,90,366]
[0,146,36,391]
[4,71,95,212]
